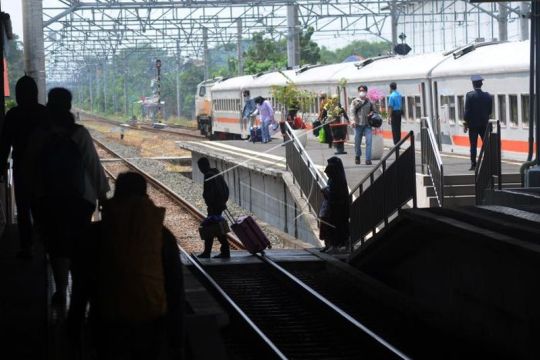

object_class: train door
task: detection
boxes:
[432,80,442,149]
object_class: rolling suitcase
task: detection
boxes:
[250,127,262,143]
[224,209,271,254]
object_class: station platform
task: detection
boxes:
[187,249,326,266]
[177,134,521,188]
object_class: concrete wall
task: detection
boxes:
[192,151,320,246]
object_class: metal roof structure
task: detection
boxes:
[42,1,529,82]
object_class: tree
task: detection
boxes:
[244,32,287,74]
[319,40,391,64]
[300,26,320,65]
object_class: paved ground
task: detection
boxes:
[178,132,521,188]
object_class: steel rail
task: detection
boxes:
[93,136,244,250]
[186,252,288,360]
[257,254,412,360]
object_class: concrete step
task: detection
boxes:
[426,182,522,197]
[429,195,475,208]
[423,173,520,186]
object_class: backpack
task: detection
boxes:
[40,125,86,199]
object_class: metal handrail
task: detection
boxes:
[284,122,327,215]
[475,120,502,204]
[420,117,444,207]
[348,131,417,250]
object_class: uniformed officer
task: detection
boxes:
[464,74,493,171]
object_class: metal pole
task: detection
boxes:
[521,1,530,41]
[156,59,162,120]
[528,1,535,162]
[536,0,540,163]
[498,2,508,42]
[123,57,128,115]
[89,69,94,112]
[103,61,107,113]
[22,0,46,104]
[391,0,399,54]
[286,4,300,68]
[203,28,209,81]
[237,18,243,75]
[176,40,181,118]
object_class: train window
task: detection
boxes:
[407,97,415,122]
[414,96,423,119]
[497,95,507,126]
[457,95,464,121]
[380,97,386,113]
[522,94,530,127]
[448,96,456,124]
[509,95,518,127]
[199,86,206,97]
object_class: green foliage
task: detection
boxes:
[300,27,320,65]
[319,40,391,64]
[5,34,25,98]
[271,78,316,113]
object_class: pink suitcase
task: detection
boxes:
[225,210,271,254]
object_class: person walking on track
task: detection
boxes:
[197,157,231,259]
[464,74,493,171]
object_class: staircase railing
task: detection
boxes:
[284,122,327,216]
[349,131,417,250]
[475,120,502,205]
[420,117,444,207]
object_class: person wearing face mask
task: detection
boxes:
[350,85,375,165]
[241,90,256,139]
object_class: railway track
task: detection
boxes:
[185,251,410,360]
[93,136,243,253]
[80,110,205,139]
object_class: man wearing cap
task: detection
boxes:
[464,74,493,171]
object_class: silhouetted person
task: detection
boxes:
[74,172,183,359]
[464,74,493,171]
[0,76,47,258]
[319,157,350,253]
[33,87,109,305]
[197,157,230,258]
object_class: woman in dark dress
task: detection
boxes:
[319,156,350,252]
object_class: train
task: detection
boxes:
[196,40,531,159]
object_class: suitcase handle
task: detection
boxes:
[223,208,235,225]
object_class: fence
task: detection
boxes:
[284,122,327,216]
[349,131,417,249]
[420,117,444,207]
[475,120,502,204]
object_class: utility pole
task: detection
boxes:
[286,4,300,68]
[22,0,46,104]
[123,56,128,115]
[176,40,181,118]
[89,69,94,112]
[156,58,162,121]
[103,61,107,113]
[203,28,209,81]
[391,0,399,54]
[237,18,243,75]
[498,2,508,41]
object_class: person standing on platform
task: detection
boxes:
[252,96,274,144]
[387,82,403,145]
[319,157,350,253]
[0,76,47,258]
[350,85,374,165]
[197,157,230,259]
[241,90,256,139]
[464,74,493,171]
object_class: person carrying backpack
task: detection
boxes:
[197,157,230,259]
[33,88,109,305]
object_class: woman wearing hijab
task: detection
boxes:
[318,157,350,252]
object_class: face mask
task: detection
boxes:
[359,91,366,98]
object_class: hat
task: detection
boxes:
[470,74,484,82]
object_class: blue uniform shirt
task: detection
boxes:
[242,98,256,119]
[388,90,402,111]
